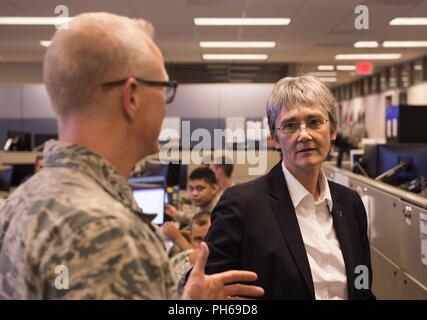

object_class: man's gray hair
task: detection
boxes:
[43,12,156,118]
[266,75,337,137]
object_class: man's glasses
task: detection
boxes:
[276,117,329,134]
[102,77,178,104]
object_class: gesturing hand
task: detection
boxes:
[182,242,264,300]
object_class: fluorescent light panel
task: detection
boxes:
[335,54,401,60]
[354,41,379,48]
[194,18,291,26]
[39,40,51,47]
[200,41,276,48]
[390,17,427,26]
[203,54,268,60]
[317,65,334,71]
[336,65,356,71]
[383,41,427,47]
[0,17,72,25]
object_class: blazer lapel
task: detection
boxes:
[267,162,315,299]
[329,182,356,299]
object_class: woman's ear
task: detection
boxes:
[121,78,139,121]
[273,133,282,152]
[331,130,337,143]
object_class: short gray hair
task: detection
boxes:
[43,12,157,118]
[266,75,337,137]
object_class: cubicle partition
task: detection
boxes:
[323,162,427,299]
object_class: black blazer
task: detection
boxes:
[205,161,375,300]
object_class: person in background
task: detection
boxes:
[0,12,263,300]
[210,156,235,193]
[162,210,211,252]
[167,211,212,292]
[165,166,219,225]
[205,75,375,300]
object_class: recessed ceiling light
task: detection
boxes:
[194,18,291,26]
[354,41,379,48]
[336,65,356,71]
[200,41,276,48]
[383,41,427,47]
[335,54,401,60]
[317,65,334,71]
[309,72,337,77]
[39,40,51,47]
[202,54,268,61]
[389,17,427,26]
[0,17,72,25]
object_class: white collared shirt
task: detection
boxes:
[281,162,348,300]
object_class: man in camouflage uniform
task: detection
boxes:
[0,12,263,300]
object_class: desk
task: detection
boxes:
[323,162,427,299]
[0,151,42,165]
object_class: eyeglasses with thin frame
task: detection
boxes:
[101,77,178,104]
[276,116,329,134]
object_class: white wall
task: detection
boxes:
[167,83,273,119]
[0,83,274,120]
[407,82,427,105]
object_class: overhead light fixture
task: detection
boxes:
[389,17,427,26]
[336,65,356,71]
[335,54,401,60]
[0,17,72,25]
[317,65,334,71]
[383,41,427,47]
[194,18,291,26]
[202,54,268,61]
[354,41,379,48]
[318,77,337,83]
[309,72,337,77]
[200,41,276,48]
[39,40,51,47]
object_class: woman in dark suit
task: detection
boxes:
[205,75,375,300]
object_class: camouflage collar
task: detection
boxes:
[43,140,142,214]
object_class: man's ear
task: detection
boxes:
[121,78,140,121]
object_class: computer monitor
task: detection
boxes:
[133,187,166,225]
[0,166,13,191]
[376,144,427,185]
[2,131,32,151]
[166,162,188,189]
[34,133,58,149]
[361,144,380,178]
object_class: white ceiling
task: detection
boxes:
[2,0,427,85]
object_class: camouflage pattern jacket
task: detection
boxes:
[0,141,179,299]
